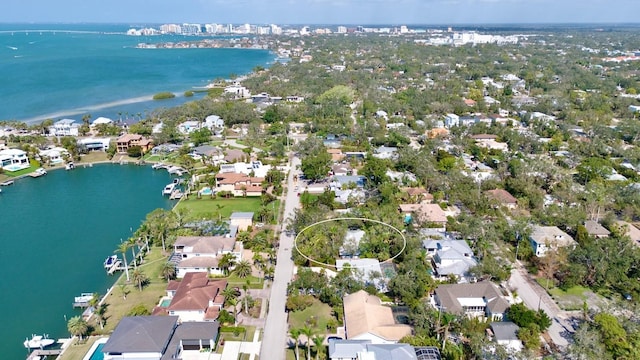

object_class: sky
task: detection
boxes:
[2,0,638,25]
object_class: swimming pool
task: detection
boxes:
[89,343,105,360]
[82,338,108,360]
[200,187,212,195]
[2,163,29,172]
[160,298,171,307]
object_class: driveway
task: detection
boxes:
[508,262,574,349]
[259,155,301,360]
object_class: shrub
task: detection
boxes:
[127,303,150,316]
[184,90,194,97]
[153,92,176,100]
[286,294,315,312]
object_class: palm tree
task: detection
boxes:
[312,335,324,360]
[300,326,314,360]
[94,303,107,330]
[227,298,239,325]
[131,268,148,291]
[222,287,239,303]
[116,241,130,282]
[127,237,138,269]
[290,328,302,360]
[219,253,236,276]
[266,247,276,265]
[253,252,265,269]
[67,316,88,341]
[234,260,252,278]
[161,262,176,281]
[264,266,275,281]
[118,283,129,300]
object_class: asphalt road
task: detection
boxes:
[508,263,573,349]
[259,155,301,360]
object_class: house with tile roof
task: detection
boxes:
[215,172,264,197]
[116,133,154,154]
[343,290,413,344]
[173,236,242,277]
[163,272,227,322]
[485,189,518,209]
[399,203,448,228]
[433,282,510,321]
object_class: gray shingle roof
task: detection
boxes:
[490,322,520,341]
[102,316,178,354]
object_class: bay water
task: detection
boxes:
[0,164,175,359]
[0,23,274,123]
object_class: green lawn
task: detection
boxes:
[94,247,170,334]
[2,160,40,178]
[176,197,262,220]
[547,284,591,310]
[288,299,334,335]
[222,274,264,289]
[58,336,105,360]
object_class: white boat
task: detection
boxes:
[162,183,176,195]
[24,334,55,349]
[74,293,94,304]
[104,255,118,269]
[65,162,75,170]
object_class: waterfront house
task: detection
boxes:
[91,117,113,126]
[433,282,509,321]
[529,225,576,257]
[39,147,69,165]
[78,137,111,151]
[116,133,154,154]
[0,148,30,171]
[164,272,227,322]
[215,172,264,197]
[103,316,178,360]
[343,290,412,344]
[49,119,79,137]
[173,236,242,277]
[102,316,219,360]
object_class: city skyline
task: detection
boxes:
[2,0,638,25]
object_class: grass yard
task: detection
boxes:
[288,299,334,335]
[223,274,264,289]
[176,197,262,220]
[547,284,591,310]
[93,247,170,334]
[58,336,105,360]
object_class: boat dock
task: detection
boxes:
[0,180,14,186]
[107,259,123,275]
[27,349,63,360]
[170,189,183,200]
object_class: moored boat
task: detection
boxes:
[24,334,54,349]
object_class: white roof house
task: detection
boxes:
[92,117,113,126]
[0,148,30,171]
[50,119,80,136]
[422,239,477,282]
[336,258,387,291]
[529,225,576,257]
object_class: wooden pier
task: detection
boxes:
[0,180,14,186]
[27,349,62,360]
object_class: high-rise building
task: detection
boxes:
[337,26,347,34]
[182,23,201,35]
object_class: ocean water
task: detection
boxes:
[0,23,274,123]
[0,164,174,360]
